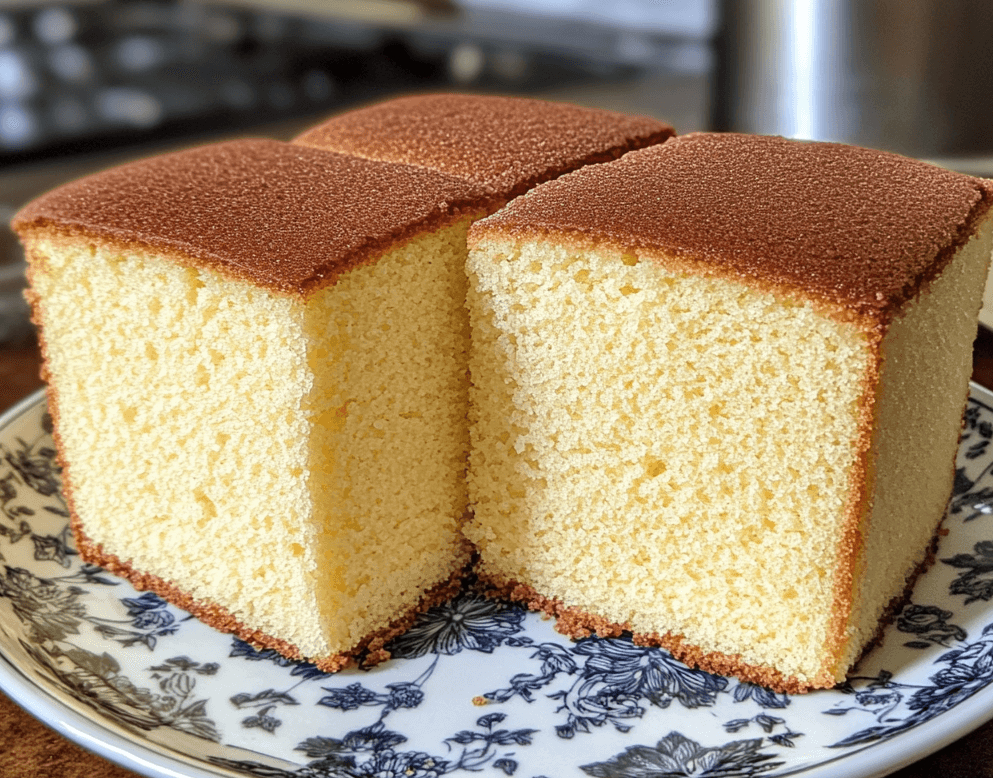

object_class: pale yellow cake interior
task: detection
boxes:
[25,217,475,662]
[465,217,993,688]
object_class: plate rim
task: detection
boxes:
[4,384,993,778]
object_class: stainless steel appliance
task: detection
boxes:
[712,0,993,161]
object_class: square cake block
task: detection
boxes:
[14,139,487,669]
[464,133,993,692]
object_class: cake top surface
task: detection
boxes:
[13,138,485,296]
[293,93,674,200]
[473,132,993,319]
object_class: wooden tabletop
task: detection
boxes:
[4,330,993,777]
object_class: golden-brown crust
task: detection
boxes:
[13,139,488,298]
[470,133,993,322]
[474,572,833,693]
[293,93,675,202]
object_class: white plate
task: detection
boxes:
[4,387,993,778]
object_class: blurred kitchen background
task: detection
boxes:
[2,0,993,345]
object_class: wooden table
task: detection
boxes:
[4,331,993,777]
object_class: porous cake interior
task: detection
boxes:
[303,219,475,654]
[465,222,991,689]
[26,217,474,663]
[465,238,870,685]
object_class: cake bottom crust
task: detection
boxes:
[475,529,943,695]
[72,523,471,672]
[473,572,830,694]
[67,509,938,685]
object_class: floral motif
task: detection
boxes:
[317,679,426,713]
[88,592,182,649]
[21,641,221,740]
[826,622,993,746]
[485,635,729,739]
[384,681,423,710]
[950,405,993,520]
[0,565,86,642]
[575,639,727,708]
[949,469,993,522]
[897,603,967,648]
[64,563,121,587]
[318,681,380,712]
[0,431,73,566]
[30,528,74,568]
[231,689,300,735]
[0,563,184,650]
[944,541,993,604]
[730,683,790,709]
[962,405,993,460]
[386,593,527,659]
[4,433,60,497]
[298,723,451,777]
[285,716,535,777]
[724,715,802,748]
[579,731,782,777]
[230,638,332,680]
[242,705,283,733]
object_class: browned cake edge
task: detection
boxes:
[821,203,993,679]
[474,530,942,695]
[471,571,827,693]
[72,523,472,672]
[848,525,946,670]
[819,332,883,679]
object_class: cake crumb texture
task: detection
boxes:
[23,214,476,663]
[464,133,993,690]
[465,238,872,687]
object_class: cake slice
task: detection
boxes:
[12,95,673,671]
[14,139,489,669]
[292,92,674,201]
[464,133,993,691]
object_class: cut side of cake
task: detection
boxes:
[14,139,488,669]
[464,133,993,692]
[12,95,674,671]
[292,92,674,200]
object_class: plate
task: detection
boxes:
[5,387,993,778]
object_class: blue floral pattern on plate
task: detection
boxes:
[4,387,993,778]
